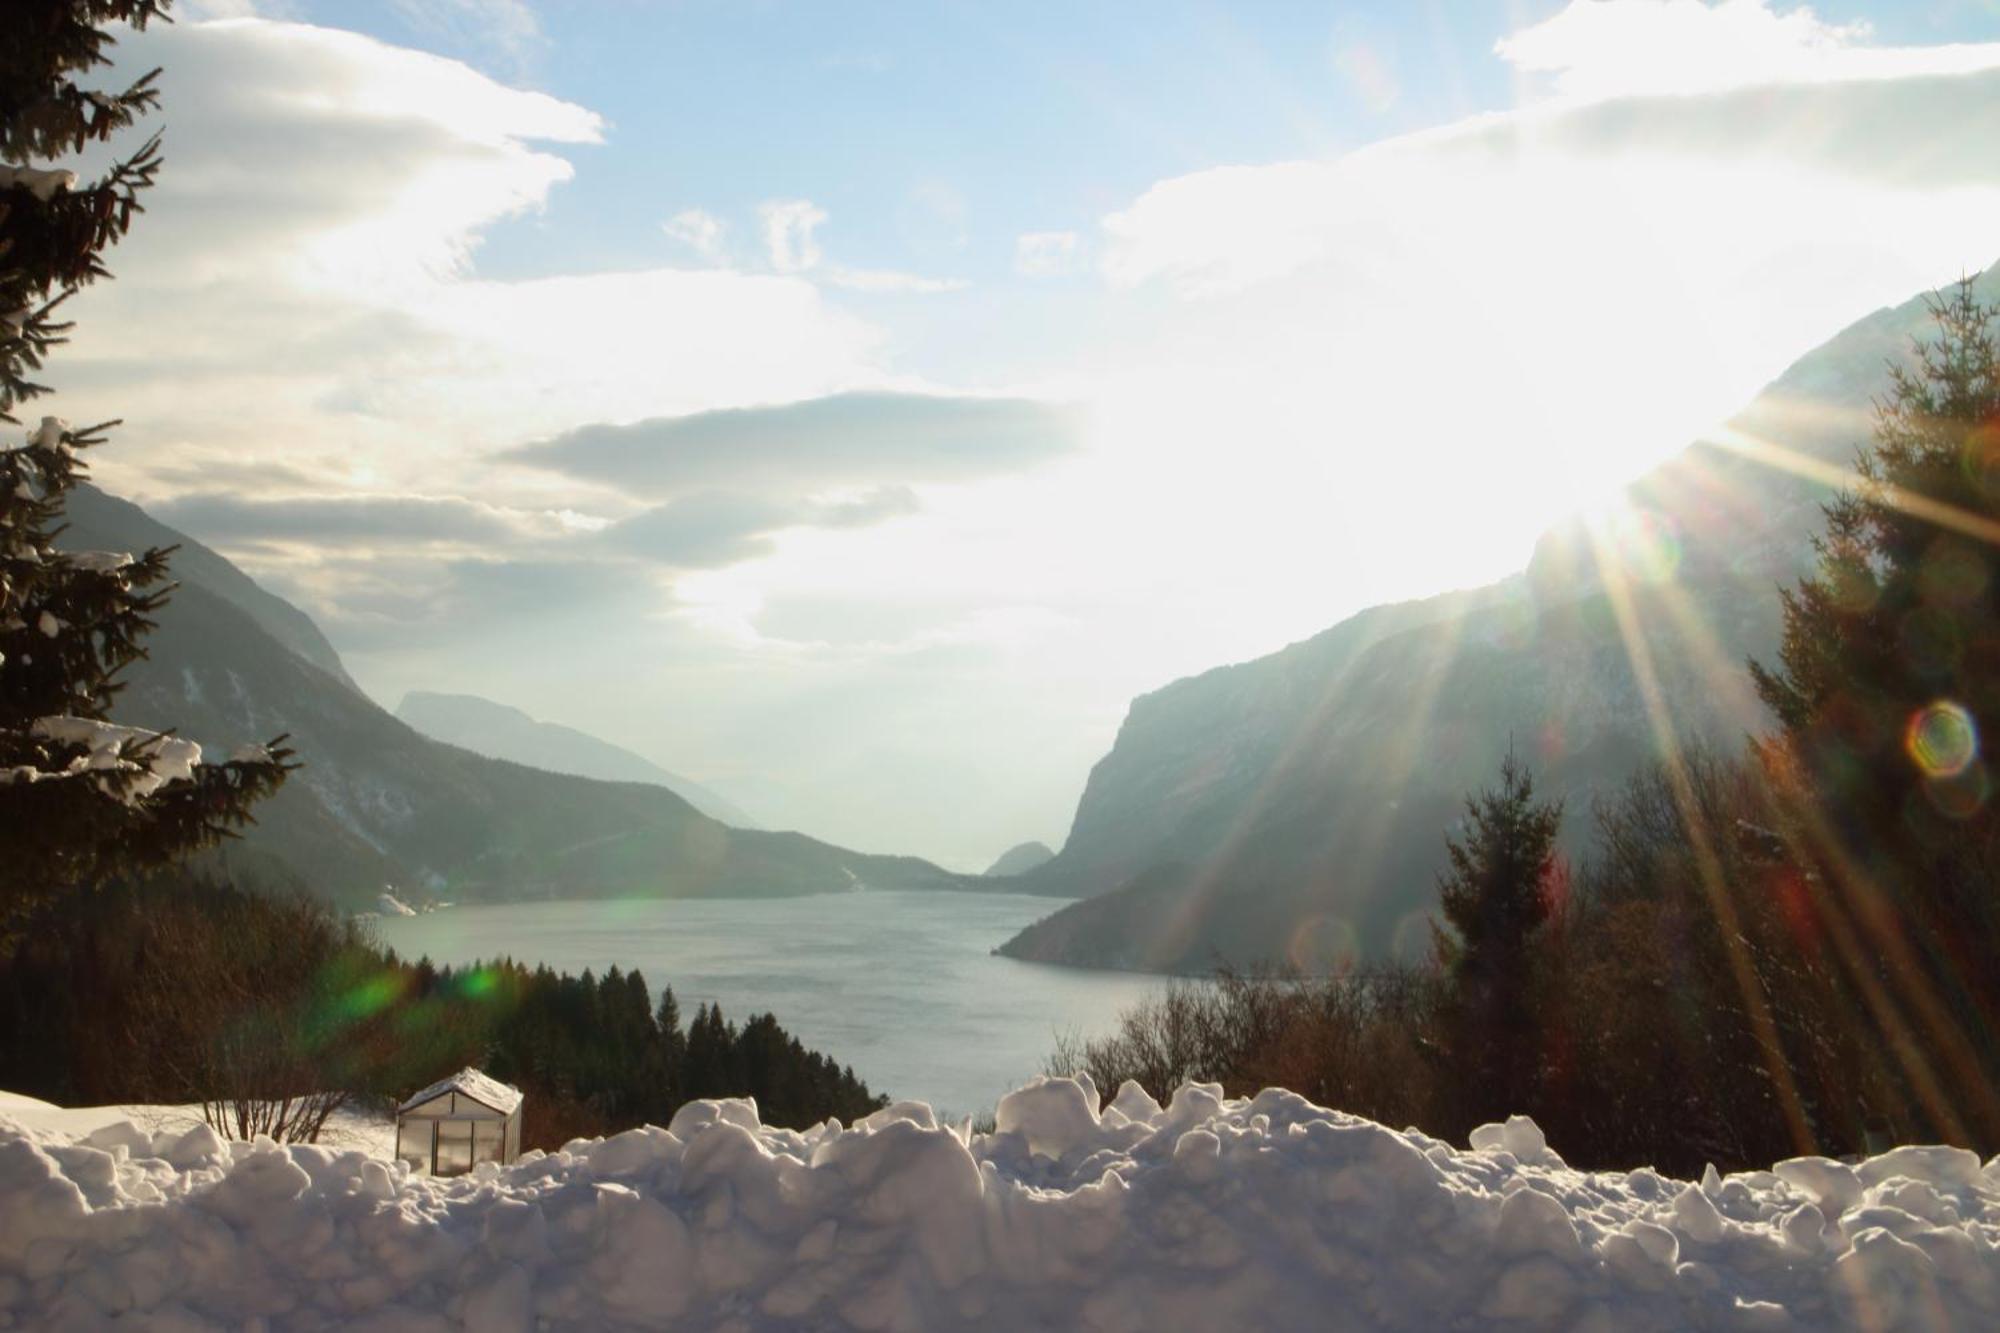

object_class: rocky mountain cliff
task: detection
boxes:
[59,488,965,908]
[395,690,760,828]
[1000,267,1997,973]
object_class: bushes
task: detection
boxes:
[1050,967,1446,1135]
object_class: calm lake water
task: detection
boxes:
[372,892,1160,1118]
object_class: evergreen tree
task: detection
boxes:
[655,984,686,1112]
[1749,279,2000,1133]
[1433,749,1564,1121]
[1752,280,2000,906]
[1,2,290,921]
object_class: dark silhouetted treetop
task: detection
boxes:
[1,2,290,921]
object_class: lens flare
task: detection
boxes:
[1599,506,1682,585]
[1906,700,1978,779]
[1286,914,1357,974]
[1926,760,1992,821]
[1962,417,2000,498]
[1919,539,1988,608]
[1898,608,1963,680]
[338,972,403,1021]
[1390,910,1435,964]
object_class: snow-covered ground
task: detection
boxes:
[0,1090,395,1163]
[4,1077,1997,1330]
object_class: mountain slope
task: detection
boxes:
[1001,266,1997,973]
[58,497,965,908]
[64,485,360,692]
[395,690,760,828]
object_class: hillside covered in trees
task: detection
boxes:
[0,872,884,1148]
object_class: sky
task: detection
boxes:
[44,0,2000,867]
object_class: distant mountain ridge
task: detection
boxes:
[999,264,2000,974]
[395,691,760,828]
[58,487,967,907]
[984,841,1055,877]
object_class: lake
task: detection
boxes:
[371,892,1161,1118]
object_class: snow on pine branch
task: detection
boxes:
[0,166,77,203]
[2,716,203,802]
[57,551,134,575]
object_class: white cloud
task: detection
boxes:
[663,208,728,263]
[63,19,880,514]
[1498,0,2000,102]
[751,199,963,291]
[1014,231,1081,277]
[1103,57,2000,295]
[1085,41,2000,654]
[760,198,828,273]
[823,266,969,294]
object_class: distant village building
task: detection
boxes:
[394,1068,523,1175]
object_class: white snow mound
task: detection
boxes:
[5,1076,2000,1330]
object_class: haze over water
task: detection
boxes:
[374,893,1159,1117]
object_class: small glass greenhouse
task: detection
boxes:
[395,1068,523,1176]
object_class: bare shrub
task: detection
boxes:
[138,885,385,1144]
[1050,965,1449,1129]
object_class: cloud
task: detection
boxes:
[279,553,666,654]
[67,18,879,502]
[822,267,969,294]
[747,198,963,292]
[818,486,921,529]
[1102,60,2000,296]
[598,493,794,568]
[151,492,585,547]
[760,199,828,273]
[663,209,728,263]
[1497,0,1998,102]
[509,392,1082,499]
[597,485,924,569]
[1015,231,1081,277]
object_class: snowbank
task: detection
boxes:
[5,1076,2000,1330]
[0,1096,394,1164]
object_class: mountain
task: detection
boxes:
[64,486,359,693]
[57,488,967,908]
[984,841,1055,877]
[394,691,760,828]
[1000,266,1999,974]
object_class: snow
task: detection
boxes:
[376,889,418,917]
[0,1095,394,1162]
[0,167,76,202]
[398,1068,523,1116]
[61,550,134,576]
[25,716,204,802]
[7,1076,2000,1330]
[27,415,66,450]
